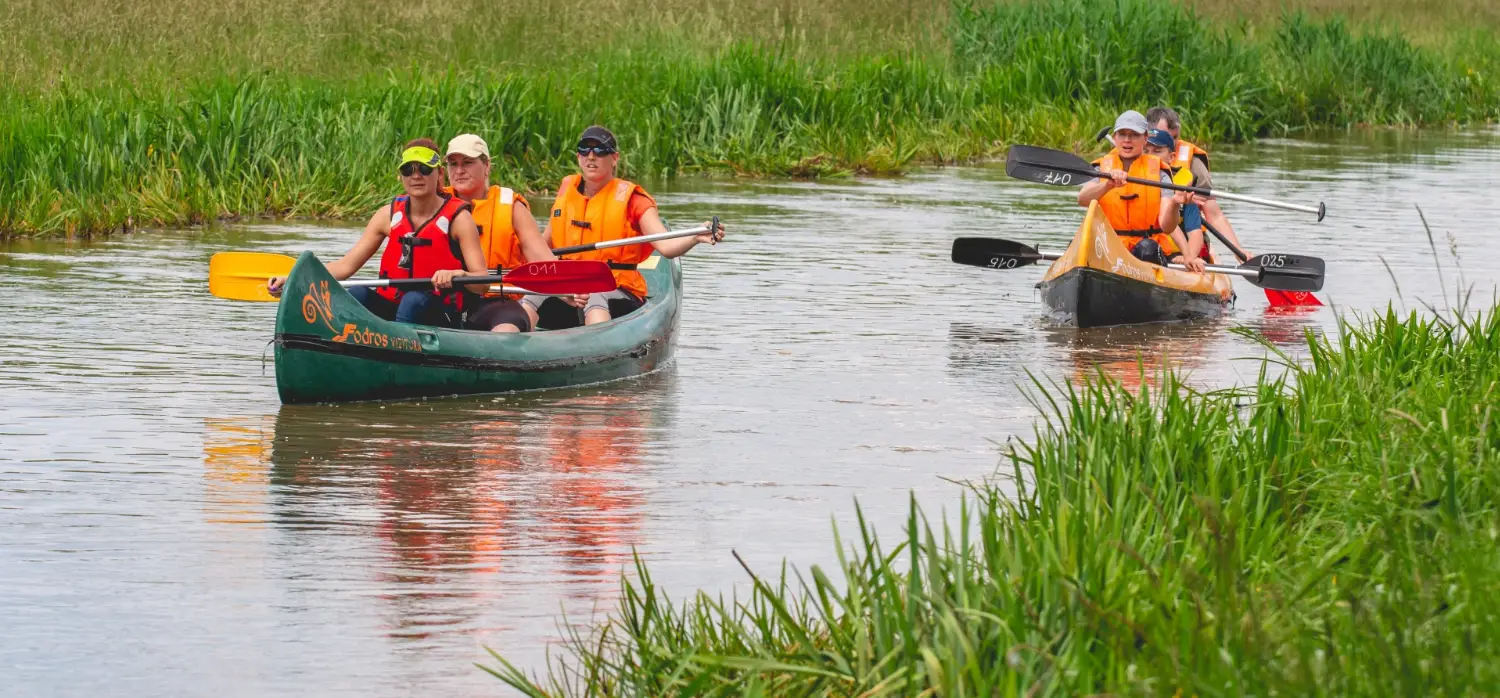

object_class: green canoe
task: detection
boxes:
[272,251,682,403]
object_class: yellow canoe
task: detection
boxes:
[1038,201,1235,327]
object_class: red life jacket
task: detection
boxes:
[375,194,473,310]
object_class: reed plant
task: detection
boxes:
[4,0,1498,237]
[483,305,1500,695]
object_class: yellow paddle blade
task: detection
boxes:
[208,251,298,302]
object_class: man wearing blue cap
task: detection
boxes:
[1147,106,1251,257]
[1147,127,1209,268]
[1078,110,1206,272]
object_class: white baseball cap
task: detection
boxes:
[445,133,490,159]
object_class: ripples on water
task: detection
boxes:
[2,129,1498,696]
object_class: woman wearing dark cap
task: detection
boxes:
[521,125,725,329]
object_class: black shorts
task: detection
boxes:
[465,297,534,332]
[528,291,644,330]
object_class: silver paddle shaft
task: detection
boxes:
[552,226,710,255]
[1032,249,1261,279]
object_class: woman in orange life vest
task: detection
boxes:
[267,138,491,327]
[520,125,726,330]
[1077,110,1207,273]
[441,133,557,333]
[1146,105,1251,257]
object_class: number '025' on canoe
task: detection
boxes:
[1037,200,1236,328]
[272,251,681,403]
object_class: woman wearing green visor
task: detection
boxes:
[269,138,490,326]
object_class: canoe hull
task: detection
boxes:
[1037,201,1234,328]
[273,252,681,403]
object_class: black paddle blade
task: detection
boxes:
[1245,253,1326,292]
[951,237,1048,270]
[1004,145,1100,187]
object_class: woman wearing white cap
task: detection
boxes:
[442,133,558,332]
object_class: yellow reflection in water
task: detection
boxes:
[202,416,273,525]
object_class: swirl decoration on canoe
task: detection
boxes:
[301,281,337,333]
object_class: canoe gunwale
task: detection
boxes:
[273,331,667,372]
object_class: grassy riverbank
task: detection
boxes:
[5,0,1499,237]
[483,305,1500,695]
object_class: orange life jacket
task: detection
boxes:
[1093,150,1164,237]
[548,175,655,299]
[1173,139,1209,170]
[375,194,473,310]
[468,185,529,271]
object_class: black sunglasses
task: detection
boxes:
[576,145,616,157]
[399,162,436,177]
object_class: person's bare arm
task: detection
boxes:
[1078,169,1126,206]
[512,201,556,263]
[1160,191,1185,237]
[431,209,493,292]
[325,208,391,280]
[269,207,387,295]
[647,208,725,258]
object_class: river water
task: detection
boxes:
[3,129,1498,696]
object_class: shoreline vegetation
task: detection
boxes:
[5,0,1499,238]
[483,303,1500,695]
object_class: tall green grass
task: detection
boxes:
[4,0,1499,237]
[483,305,1500,695]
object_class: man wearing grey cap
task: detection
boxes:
[1078,110,1206,272]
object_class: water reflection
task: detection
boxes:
[202,416,274,526]
[1045,321,1223,391]
[199,374,677,644]
[948,319,1228,392]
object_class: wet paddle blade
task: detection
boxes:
[1004,145,1099,187]
[501,260,618,294]
[951,237,1053,270]
[1266,289,1325,307]
[208,251,296,302]
[1244,253,1326,292]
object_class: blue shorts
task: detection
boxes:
[1181,203,1203,234]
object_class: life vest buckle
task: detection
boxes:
[398,232,432,271]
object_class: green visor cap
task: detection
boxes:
[399,146,442,168]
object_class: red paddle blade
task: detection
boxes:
[1265,289,1324,307]
[501,260,618,295]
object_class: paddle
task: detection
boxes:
[1006,144,1327,221]
[1090,130,1325,307]
[1200,220,1324,307]
[208,254,616,302]
[550,218,719,256]
[950,237,1325,292]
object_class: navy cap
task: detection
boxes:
[577,125,617,151]
[1146,128,1176,150]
